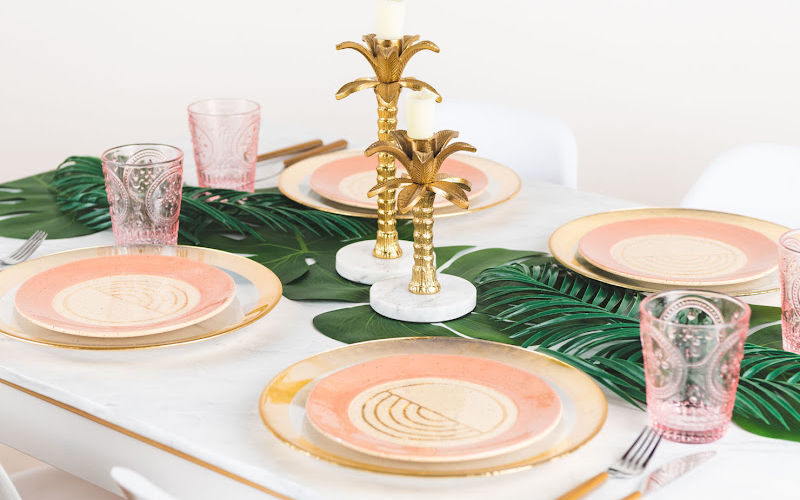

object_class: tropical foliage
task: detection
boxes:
[476,262,800,441]
[0,156,796,443]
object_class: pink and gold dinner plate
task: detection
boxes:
[15,254,236,338]
[305,353,562,463]
[309,155,489,209]
[577,217,779,286]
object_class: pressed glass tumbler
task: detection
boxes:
[779,229,800,353]
[640,290,750,443]
[188,98,260,192]
[101,144,184,245]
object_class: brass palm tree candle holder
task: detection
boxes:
[366,130,475,294]
[366,129,478,323]
[335,34,441,260]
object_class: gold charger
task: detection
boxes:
[549,208,788,296]
[278,149,521,219]
[0,245,282,349]
[258,337,607,477]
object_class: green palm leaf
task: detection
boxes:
[477,261,800,442]
[51,156,372,242]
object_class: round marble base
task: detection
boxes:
[335,240,417,285]
[370,275,476,323]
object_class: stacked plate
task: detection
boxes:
[277,149,522,218]
[0,246,282,349]
[549,208,788,296]
[258,337,607,476]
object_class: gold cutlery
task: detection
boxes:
[620,451,716,499]
[557,427,662,500]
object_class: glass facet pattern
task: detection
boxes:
[188,99,260,192]
[101,144,184,246]
[640,290,750,443]
[779,230,800,353]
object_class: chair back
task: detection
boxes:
[681,143,800,228]
[111,467,175,500]
[437,99,578,188]
[0,465,22,500]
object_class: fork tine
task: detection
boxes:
[22,231,47,257]
[640,432,662,468]
[620,427,648,461]
[8,231,46,262]
[7,234,39,261]
[627,427,662,471]
[10,231,44,260]
[628,427,658,466]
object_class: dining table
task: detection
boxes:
[0,127,798,500]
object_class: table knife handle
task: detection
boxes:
[556,471,609,500]
[621,492,643,500]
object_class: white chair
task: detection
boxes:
[681,143,800,228]
[0,465,22,500]
[0,464,175,500]
[8,465,121,499]
[436,99,578,188]
[111,467,176,500]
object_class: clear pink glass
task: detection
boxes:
[101,144,184,245]
[779,229,800,353]
[640,290,750,443]
[188,99,260,192]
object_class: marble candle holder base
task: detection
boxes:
[335,240,419,285]
[370,275,476,323]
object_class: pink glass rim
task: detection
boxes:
[639,289,751,330]
[101,143,184,169]
[187,98,260,117]
[779,229,800,254]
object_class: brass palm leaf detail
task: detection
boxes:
[335,34,442,101]
[365,130,475,213]
[335,33,442,260]
[365,129,477,295]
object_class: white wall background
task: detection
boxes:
[2,0,799,205]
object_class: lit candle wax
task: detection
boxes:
[376,0,406,40]
[405,90,436,139]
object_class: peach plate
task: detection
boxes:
[259,337,607,476]
[309,155,489,209]
[578,216,778,286]
[278,149,522,219]
[15,254,236,338]
[306,353,562,463]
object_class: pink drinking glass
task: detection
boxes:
[187,99,260,192]
[101,144,184,245]
[779,230,800,353]
[640,290,750,443]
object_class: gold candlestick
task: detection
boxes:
[366,130,476,294]
[336,34,441,259]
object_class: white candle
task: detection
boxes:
[405,90,436,139]
[376,0,406,40]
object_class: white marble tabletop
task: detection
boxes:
[0,161,797,499]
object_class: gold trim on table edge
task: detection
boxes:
[0,377,292,500]
[0,245,283,350]
[549,207,788,296]
[277,149,522,220]
[257,337,608,477]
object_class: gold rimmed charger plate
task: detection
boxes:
[0,245,282,349]
[549,208,787,296]
[278,149,521,219]
[258,337,607,477]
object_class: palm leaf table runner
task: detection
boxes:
[0,157,796,442]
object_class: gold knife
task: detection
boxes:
[621,451,716,499]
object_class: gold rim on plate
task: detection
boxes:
[258,337,607,477]
[549,208,788,296]
[278,149,521,219]
[0,245,282,349]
